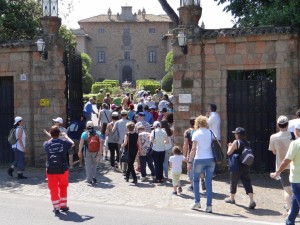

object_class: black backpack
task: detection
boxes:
[239,141,254,166]
[47,154,65,174]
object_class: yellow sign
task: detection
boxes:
[40,99,50,107]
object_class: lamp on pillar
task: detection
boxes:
[178,0,202,27]
[35,38,48,60]
[42,0,58,17]
[180,0,200,6]
[177,31,187,54]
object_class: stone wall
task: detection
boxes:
[173,29,300,166]
[0,17,67,166]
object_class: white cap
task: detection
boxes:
[52,117,63,124]
[153,121,161,128]
[86,121,94,128]
[14,116,23,125]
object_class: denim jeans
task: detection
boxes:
[193,158,215,207]
[139,155,155,177]
[286,183,300,225]
[163,148,172,178]
[13,149,25,171]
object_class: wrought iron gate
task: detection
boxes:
[0,77,14,164]
[227,69,276,172]
[64,50,83,125]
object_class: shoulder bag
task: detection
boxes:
[146,130,155,156]
[120,133,129,162]
[210,130,224,165]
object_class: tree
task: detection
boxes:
[0,0,42,42]
[214,0,300,27]
[81,52,94,94]
[59,25,77,49]
[161,50,173,92]
[158,0,179,27]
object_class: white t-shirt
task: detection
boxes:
[192,128,214,159]
[151,128,167,152]
[12,127,26,152]
[169,155,185,173]
[208,112,221,140]
[288,118,300,133]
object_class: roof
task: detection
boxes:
[71,29,88,36]
[78,14,172,23]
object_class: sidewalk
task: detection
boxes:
[0,162,287,223]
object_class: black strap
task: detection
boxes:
[103,110,109,123]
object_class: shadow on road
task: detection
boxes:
[58,211,94,222]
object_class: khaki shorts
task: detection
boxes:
[172,172,181,186]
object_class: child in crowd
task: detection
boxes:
[169,146,186,195]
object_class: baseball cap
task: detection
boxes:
[112,112,119,117]
[111,104,117,110]
[129,104,134,110]
[14,116,23,125]
[137,104,143,110]
[86,121,94,128]
[53,117,63,124]
[121,110,128,115]
[277,115,288,125]
[150,105,156,110]
[232,127,246,135]
[161,108,167,113]
[153,121,161,128]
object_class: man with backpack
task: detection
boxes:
[78,121,102,185]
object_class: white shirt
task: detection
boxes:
[151,128,167,152]
[12,127,26,152]
[192,128,213,159]
[208,112,221,140]
[288,118,300,133]
[158,100,169,112]
[169,155,186,173]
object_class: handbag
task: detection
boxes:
[120,133,129,162]
[146,130,155,156]
[210,130,224,165]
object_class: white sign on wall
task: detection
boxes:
[179,94,192,103]
[178,106,189,111]
[20,73,27,81]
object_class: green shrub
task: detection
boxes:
[91,83,113,94]
[82,73,94,94]
[102,80,119,87]
[161,72,173,92]
[83,94,97,102]
[136,79,160,94]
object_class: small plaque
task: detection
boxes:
[179,94,192,103]
[20,73,27,81]
[40,99,50,107]
[178,105,189,111]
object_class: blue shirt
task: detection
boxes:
[144,111,154,124]
[83,102,94,114]
[43,138,73,170]
[67,120,85,140]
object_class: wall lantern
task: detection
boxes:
[42,0,58,17]
[36,38,48,60]
[180,0,200,6]
[178,31,188,54]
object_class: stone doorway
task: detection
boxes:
[227,69,276,172]
[0,77,14,164]
[122,66,133,83]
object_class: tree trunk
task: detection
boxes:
[158,0,179,27]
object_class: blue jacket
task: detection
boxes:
[228,154,240,172]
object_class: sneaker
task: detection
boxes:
[191,203,201,210]
[53,208,60,215]
[178,187,183,193]
[187,185,193,192]
[92,178,97,184]
[224,197,236,204]
[206,206,213,213]
[7,167,14,177]
[140,177,147,182]
[86,180,93,185]
[249,201,256,209]
[60,207,69,212]
[172,191,177,196]
[69,167,74,172]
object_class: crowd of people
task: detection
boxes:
[7,89,300,224]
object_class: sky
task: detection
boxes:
[62,0,235,29]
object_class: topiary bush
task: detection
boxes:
[82,73,94,94]
[161,71,173,92]
[91,83,113,94]
[136,79,160,94]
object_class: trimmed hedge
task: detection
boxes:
[161,71,173,92]
[136,79,160,94]
[91,83,113,94]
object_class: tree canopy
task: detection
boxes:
[158,0,300,27]
[214,0,300,27]
[0,0,42,42]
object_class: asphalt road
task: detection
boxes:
[0,192,282,225]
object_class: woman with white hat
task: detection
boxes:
[7,116,27,179]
